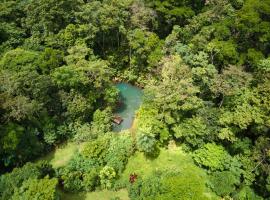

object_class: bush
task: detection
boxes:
[59,168,84,192]
[0,161,54,200]
[128,173,163,200]
[158,173,207,200]
[193,143,231,171]
[57,153,100,192]
[82,169,99,192]
[99,166,116,189]
[173,116,212,148]
[72,123,93,143]
[137,134,159,157]
[11,176,59,200]
[67,153,100,171]
[90,108,113,135]
[81,135,111,164]
[233,186,263,200]
[105,134,134,173]
[209,170,240,197]
[128,170,208,200]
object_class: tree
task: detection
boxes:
[0,161,54,200]
[90,108,113,136]
[11,176,59,200]
[137,134,158,157]
[128,28,163,72]
[81,135,111,163]
[23,0,82,38]
[144,55,203,128]
[173,116,213,148]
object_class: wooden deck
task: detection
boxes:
[113,116,123,125]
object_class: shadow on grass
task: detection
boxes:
[144,147,160,160]
[59,189,87,200]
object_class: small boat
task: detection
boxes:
[113,116,123,125]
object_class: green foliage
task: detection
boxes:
[206,39,239,66]
[69,108,113,143]
[193,143,231,171]
[128,28,163,71]
[11,176,59,200]
[128,170,209,200]
[157,173,208,200]
[209,170,240,197]
[0,161,54,200]
[142,55,204,137]
[23,0,82,38]
[90,108,113,136]
[233,186,263,200]
[81,135,111,163]
[127,173,163,200]
[99,166,116,189]
[59,169,84,192]
[72,123,92,143]
[82,170,99,192]
[137,105,170,142]
[57,153,100,192]
[105,134,134,173]
[1,0,270,198]
[38,48,64,74]
[257,57,270,72]
[59,133,134,192]
[246,48,264,68]
[137,134,159,157]
[173,116,212,148]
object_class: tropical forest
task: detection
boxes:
[1,0,270,199]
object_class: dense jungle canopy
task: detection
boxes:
[1,0,270,199]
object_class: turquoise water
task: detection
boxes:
[113,83,143,132]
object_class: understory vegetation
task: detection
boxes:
[1,0,270,199]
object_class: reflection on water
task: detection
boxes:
[113,83,143,132]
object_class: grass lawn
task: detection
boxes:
[59,189,129,200]
[117,146,218,200]
[38,142,79,168]
[119,146,201,182]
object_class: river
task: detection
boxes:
[113,83,143,132]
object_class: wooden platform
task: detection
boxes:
[113,116,123,125]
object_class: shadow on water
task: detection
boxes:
[116,94,128,113]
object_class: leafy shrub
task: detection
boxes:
[58,168,84,192]
[11,176,59,200]
[193,143,231,171]
[157,173,208,200]
[137,134,159,157]
[209,170,240,197]
[67,153,100,172]
[105,133,134,173]
[99,166,116,189]
[82,169,99,192]
[90,108,113,136]
[233,186,263,200]
[57,153,100,192]
[0,161,54,200]
[81,135,111,163]
[128,173,163,200]
[128,170,208,200]
[173,116,212,148]
[72,123,93,143]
